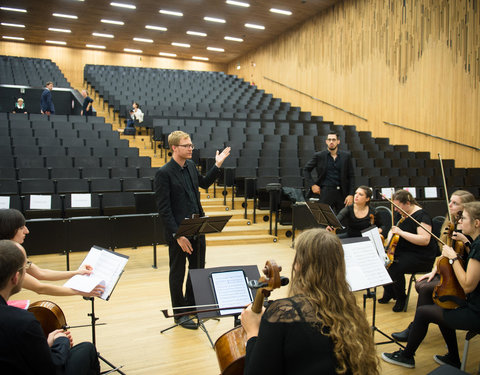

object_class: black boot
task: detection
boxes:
[392,322,412,342]
[378,293,394,304]
[392,296,406,312]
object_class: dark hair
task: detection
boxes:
[327,131,338,139]
[357,185,373,205]
[0,240,25,289]
[392,189,418,206]
[0,209,26,240]
[46,81,53,86]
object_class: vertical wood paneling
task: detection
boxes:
[228,0,480,167]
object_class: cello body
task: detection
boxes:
[28,300,67,337]
[214,326,247,375]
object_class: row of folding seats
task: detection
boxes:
[3,145,139,158]
[3,113,105,123]
[0,137,129,149]
[0,155,151,169]
[4,120,111,132]
[0,177,153,195]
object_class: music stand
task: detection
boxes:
[174,215,232,238]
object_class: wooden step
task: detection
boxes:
[206,234,278,246]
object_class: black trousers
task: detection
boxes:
[315,186,345,214]
[168,235,206,311]
[63,342,100,375]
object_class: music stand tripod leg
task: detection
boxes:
[197,319,215,349]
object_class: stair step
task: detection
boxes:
[206,234,278,246]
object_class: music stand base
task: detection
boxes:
[363,288,405,348]
[161,316,220,349]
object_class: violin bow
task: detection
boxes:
[381,193,446,246]
[438,153,452,223]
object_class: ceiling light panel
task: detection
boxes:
[48,28,71,33]
[46,40,67,45]
[187,31,207,37]
[92,32,114,38]
[193,56,209,61]
[270,8,292,16]
[172,42,190,48]
[159,9,183,17]
[146,25,167,31]
[101,19,124,25]
[204,17,226,23]
[1,23,25,28]
[86,44,106,49]
[110,2,136,9]
[224,36,243,42]
[226,1,249,7]
[3,36,25,40]
[207,47,224,52]
[133,37,153,43]
[159,52,176,57]
[245,23,265,30]
[52,13,78,19]
[124,48,142,53]
[0,7,27,13]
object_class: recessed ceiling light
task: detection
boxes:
[52,13,78,19]
[1,23,25,28]
[245,23,264,30]
[187,31,207,37]
[270,8,292,16]
[226,1,250,7]
[159,9,183,17]
[193,56,209,61]
[86,44,106,49]
[0,7,27,13]
[92,32,114,38]
[133,37,153,43]
[101,19,124,25]
[207,47,224,52]
[2,36,25,40]
[46,40,67,45]
[159,52,176,57]
[124,48,142,53]
[204,16,226,23]
[236,65,241,70]
[224,36,243,42]
[146,25,167,31]
[110,2,136,9]
[48,28,71,33]
[172,42,190,48]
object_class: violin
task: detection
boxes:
[28,300,67,337]
[214,260,285,375]
[384,215,406,268]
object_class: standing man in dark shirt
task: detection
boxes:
[80,90,94,116]
[40,81,55,115]
[303,131,355,213]
[0,240,100,374]
[154,131,230,329]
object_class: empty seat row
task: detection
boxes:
[0,155,151,169]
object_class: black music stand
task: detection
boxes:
[161,265,260,348]
[174,215,232,239]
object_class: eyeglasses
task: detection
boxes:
[18,260,32,272]
[176,144,194,149]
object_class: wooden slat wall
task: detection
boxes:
[228,0,480,168]
[0,42,227,88]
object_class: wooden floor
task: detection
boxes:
[16,239,480,375]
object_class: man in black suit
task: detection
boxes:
[154,131,230,329]
[0,240,100,374]
[303,131,355,213]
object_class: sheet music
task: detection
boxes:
[30,195,52,209]
[64,246,128,300]
[0,196,10,209]
[342,238,392,291]
[211,270,252,315]
[361,226,389,266]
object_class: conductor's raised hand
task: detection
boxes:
[215,146,231,168]
[177,236,193,255]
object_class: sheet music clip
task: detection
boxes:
[174,215,232,239]
[305,201,344,230]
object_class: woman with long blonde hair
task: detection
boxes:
[241,228,379,374]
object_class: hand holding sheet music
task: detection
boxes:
[64,246,129,300]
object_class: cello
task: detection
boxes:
[214,260,286,375]
[28,300,68,338]
[432,153,466,309]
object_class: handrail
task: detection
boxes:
[383,121,480,152]
[263,76,368,122]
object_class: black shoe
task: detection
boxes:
[433,353,461,369]
[378,295,394,304]
[381,349,415,368]
[392,297,406,312]
[392,322,412,342]
[174,315,198,330]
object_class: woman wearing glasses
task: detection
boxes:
[382,201,480,369]
[0,209,103,297]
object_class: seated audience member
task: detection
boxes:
[0,209,103,297]
[126,101,144,128]
[0,240,100,374]
[241,228,379,374]
[12,97,28,114]
[382,201,480,369]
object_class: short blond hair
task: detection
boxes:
[168,131,190,149]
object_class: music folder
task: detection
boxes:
[305,201,344,229]
[174,215,232,238]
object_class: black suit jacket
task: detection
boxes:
[154,158,220,242]
[0,296,70,374]
[303,150,355,197]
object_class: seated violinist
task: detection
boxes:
[240,228,379,375]
[0,209,104,297]
[327,185,388,238]
[391,190,475,342]
[0,240,100,374]
[379,190,438,312]
[382,201,480,369]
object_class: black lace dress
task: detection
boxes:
[244,295,349,375]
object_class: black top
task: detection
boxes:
[82,96,94,115]
[323,153,341,187]
[396,209,438,262]
[466,236,480,313]
[12,104,28,113]
[337,205,387,238]
[0,296,70,374]
[244,296,348,375]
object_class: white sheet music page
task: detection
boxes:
[342,238,392,291]
[211,270,252,315]
[63,246,128,300]
[361,226,389,266]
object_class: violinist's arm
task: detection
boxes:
[392,222,432,246]
[22,273,103,297]
[28,263,92,281]
[443,245,480,293]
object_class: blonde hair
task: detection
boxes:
[440,190,476,243]
[167,130,189,149]
[463,201,480,223]
[290,229,379,374]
